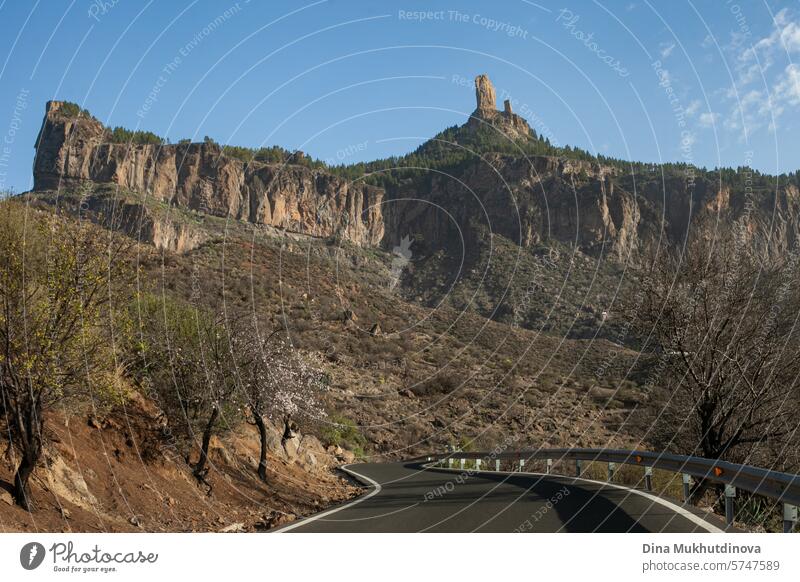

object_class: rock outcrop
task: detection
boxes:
[30,84,800,261]
[26,186,207,254]
[474,74,497,115]
[468,74,532,140]
[33,101,384,247]
[386,152,800,261]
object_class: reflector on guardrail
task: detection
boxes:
[420,447,800,530]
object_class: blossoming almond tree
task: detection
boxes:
[235,323,327,481]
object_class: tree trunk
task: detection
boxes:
[254,414,268,482]
[281,415,296,444]
[193,405,219,481]
[13,436,42,510]
[12,395,44,510]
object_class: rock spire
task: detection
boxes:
[474,74,497,114]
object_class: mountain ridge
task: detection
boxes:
[31,75,800,265]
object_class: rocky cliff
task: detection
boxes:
[385,75,800,261]
[31,77,800,261]
[33,101,384,247]
[468,73,532,141]
[389,152,800,263]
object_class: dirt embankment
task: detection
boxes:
[0,393,360,532]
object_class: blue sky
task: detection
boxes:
[1,0,799,192]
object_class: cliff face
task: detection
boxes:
[31,80,800,261]
[385,155,637,259]
[382,75,800,260]
[33,101,384,247]
[388,152,800,262]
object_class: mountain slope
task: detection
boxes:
[19,73,800,461]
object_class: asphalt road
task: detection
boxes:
[279,461,727,533]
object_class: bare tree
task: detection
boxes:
[630,222,800,484]
[0,201,129,508]
[131,295,209,448]
[131,295,241,492]
[191,315,241,489]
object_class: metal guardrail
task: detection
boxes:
[419,448,800,533]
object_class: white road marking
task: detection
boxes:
[273,465,382,533]
[561,474,724,533]
[422,462,724,533]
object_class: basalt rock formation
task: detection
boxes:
[30,77,800,262]
[474,74,497,115]
[33,101,384,247]
[468,74,532,141]
[384,75,800,261]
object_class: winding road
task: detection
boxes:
[278,461,727,533]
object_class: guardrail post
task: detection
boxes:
[783,504,798,533]
[495,459,500,472]
[575,459,582,477]
[644,466,653,491]
[448,457,453,468]
[546,458,552,475]
[460,458,465,471]
[519,459,525,472]
[607,462,615,482]
[682,473,691,503]
[724,485,736,529]
[475,459,481,471]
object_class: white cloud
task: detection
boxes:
[720,8,800,138]
[755,8,800,53]
[698,112,719,127]
[773,63,800,107]
[685,99,701,117]
[736,9,800,80]
[660,42,676,59]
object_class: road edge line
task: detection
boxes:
[422,462,724,533]
[272,465,382,533]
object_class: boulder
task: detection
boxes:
[337,450,356,464]
[0,489,13,506]
[46,456,98,510]
[343,309,358,324]
[283,436,300,459]
[300,434,326,454]
[255,510,296,531]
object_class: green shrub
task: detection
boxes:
[58,101,91,118]
[409,372,460,397]
[109,126,163,145]
[321,414,368,458]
